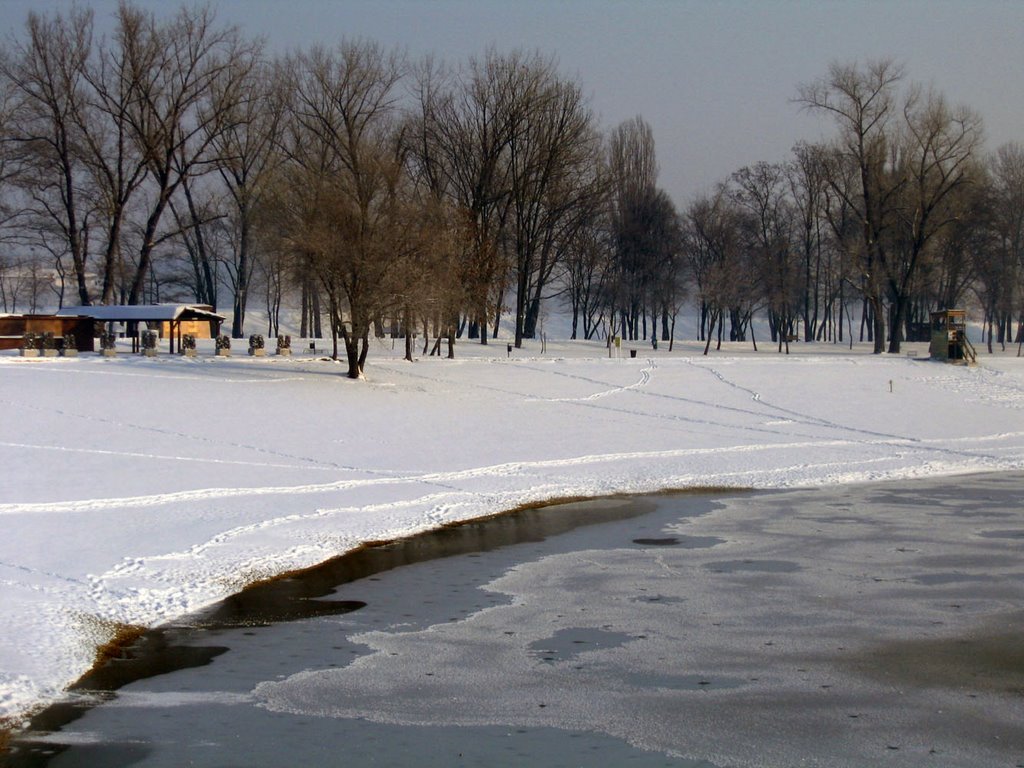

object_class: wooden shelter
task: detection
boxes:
[929,309,976,364]
[56,304,225,354]
[0,314,95,352]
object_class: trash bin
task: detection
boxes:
[630,349,637,358]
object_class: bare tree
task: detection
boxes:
[402,56,471,357]
[210,58,281,336]
[608,116,658,203]
[974,143,1024,350]
[607,116,677,341]
[410,51,604,349]
[506,61,601,346]
[76,7,156,306]
[787,142,829,341]
[682,186,752,353]
[426,49,518,345]
[167,176,223,305]
[730,161,797,351]
[559,214,612,340]
[2,6,96,305]
[883,88,983,351]
[116,3,258,307]
[279,40,406,378]
[0,67,27,241]
[798,59,905,353]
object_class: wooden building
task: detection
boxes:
[56,304,226,354]
[929,309,976,364]
[0,314,95,352]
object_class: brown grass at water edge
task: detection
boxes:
[1,704,54,753]
[91,622,148,667]
[435,486,752,528]
[240,485,751,592]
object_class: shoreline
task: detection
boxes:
[4,486,733,755]
[0,469,1009,737]
[7,470,1024,767]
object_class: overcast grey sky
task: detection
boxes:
[2,1,1021,204]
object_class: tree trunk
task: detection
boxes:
[703,310,716,356]
[231,208,251,338]
[404,305,414,362]
[872,295,885,354]
[887,293,906,354]
[127,185,174,307]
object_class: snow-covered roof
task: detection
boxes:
[55,304,225,322]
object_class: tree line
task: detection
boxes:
[0,5,1020,377]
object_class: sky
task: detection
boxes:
[1,1,1022,209]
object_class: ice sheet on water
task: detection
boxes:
[255,476,1024,766]
[255,545,738,750]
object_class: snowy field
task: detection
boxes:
[1,335,1023,725]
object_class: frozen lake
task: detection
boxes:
[9,473,1024,768]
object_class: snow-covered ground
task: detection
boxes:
[1,336,1023,725]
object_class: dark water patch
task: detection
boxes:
[8,638,229,766]
[911,572,999,586]
[8,594,366,760]
[630,594,686,605]
[933,508,1016,519]
[803,516,871,525]
[976,529,1024,540]
[867,490,949,505]
[198,595,366,629]
[529,628,637,663]
[844,626,1024,695]
[5,740,153,768]
[633,537,680,546]
[914,552,1019,569]
[28,717,718,768]
[863,492,992,518]
[632,535,725,549]
[243,494,662,612]
[74,637,230,692]
[704,559,802,574]
[624,671,747,691]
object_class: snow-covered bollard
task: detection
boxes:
[248,334,265,357]
[181,333,197,357]
[276,334,292,356]
[215,335,231,357]
[99,331,117,357]
[19,332,38,358]
[61,333,78,357]
[141,330,159,357]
